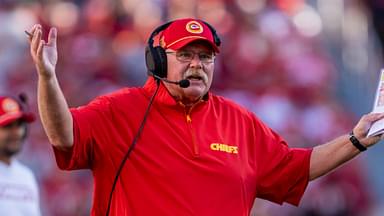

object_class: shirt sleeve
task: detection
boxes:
[53,96,112,170]
[252,114,313,206]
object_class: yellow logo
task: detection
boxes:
[186,21,203,34]
[210,143,238,154]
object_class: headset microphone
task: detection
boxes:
[178,79,190,88]
[152,73,190,88]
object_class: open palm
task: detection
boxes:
[29,25,58,78]
[41,38,57,75]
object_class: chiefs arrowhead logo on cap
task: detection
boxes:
[186,21,203,34]
[160,18,219,52]
[2,98,19,114]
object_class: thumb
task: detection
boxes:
[380,133,384,140]
[47,27,57,47]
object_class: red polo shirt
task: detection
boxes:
[53,77,312,216]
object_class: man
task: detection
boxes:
[28,18,384,215]
[0,95,40,215]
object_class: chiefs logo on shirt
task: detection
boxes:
[210,143,238,154]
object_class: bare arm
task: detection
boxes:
[309,113,384,180]
[29,25,73,150]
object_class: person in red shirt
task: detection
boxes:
[28,18,384,216]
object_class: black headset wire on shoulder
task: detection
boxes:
[105,19,221,216]
[105,22,172,215]
[105,80,161,216]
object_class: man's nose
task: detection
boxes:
[189,54,203,68]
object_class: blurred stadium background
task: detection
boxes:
[1,0,384,215]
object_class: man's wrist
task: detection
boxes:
[349,131,367,152]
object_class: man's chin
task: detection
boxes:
[4,148,20,157]
[183,87,206,101]
[4,143,23,157]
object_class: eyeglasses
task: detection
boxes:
[166,51,215,63]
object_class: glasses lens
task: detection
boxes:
[176,51,193,61]
[199,53,214,63]
[175,51,214,63]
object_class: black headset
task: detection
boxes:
[144,19,221,79]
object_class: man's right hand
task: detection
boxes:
[28,24,58,79]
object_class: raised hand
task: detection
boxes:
[28,24,58,79]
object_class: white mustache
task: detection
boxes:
[184,70,208,83]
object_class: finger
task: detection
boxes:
[29,24,41,34]
[26,25,36,41]
[27,24,41,41]
[370,113,384,123]
[47,27,57,47]
[362,112,384,122]
[31,28,42,55]
[36,40,44,60]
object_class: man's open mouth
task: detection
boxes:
[186,75,203,81]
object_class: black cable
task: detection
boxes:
[105,80,161,216]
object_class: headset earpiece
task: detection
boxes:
[145,22,173,78]
[145,45,168,78]
[202,21,221,47]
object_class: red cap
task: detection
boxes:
[160,18,219,53]
[0,96,35,127]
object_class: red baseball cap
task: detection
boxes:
[160,18,220,53]
[0,96,35,127]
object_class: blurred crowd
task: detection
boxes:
[0,0,383,215]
